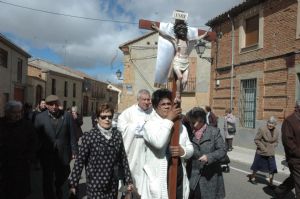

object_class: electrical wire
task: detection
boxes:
[0,0,138,25]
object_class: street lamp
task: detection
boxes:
[194,40,213,63]
[115,69,123,80]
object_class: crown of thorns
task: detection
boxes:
[173,21,188,32]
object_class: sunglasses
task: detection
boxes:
[99,115,113,120]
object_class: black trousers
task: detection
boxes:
[275,162,300,198]
[226,138,233,150]
[40,151,70,199]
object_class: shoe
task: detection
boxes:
[247,174,257,184]
[273,187,288,198]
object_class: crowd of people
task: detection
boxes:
[0,90,299,199]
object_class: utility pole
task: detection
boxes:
[228,14,235,111]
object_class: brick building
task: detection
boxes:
[207,0,300,131]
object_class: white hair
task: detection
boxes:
[137,89,151,100]
[4,100,23,112]
[267,116,277,126]
[71,106,78,112]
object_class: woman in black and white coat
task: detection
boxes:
[69,103,133,198]
[188,107,226,199]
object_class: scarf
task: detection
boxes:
[97,124,113,139]
[193,124,207,140]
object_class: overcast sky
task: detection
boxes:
[0,0,244,82]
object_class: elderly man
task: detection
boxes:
[140,88,193,199]
[34,95,78,199]
[117,89,154,193]
[274,100,300,198]
[0,101,37,199]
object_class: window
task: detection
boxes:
[36,85,43,106]
[63,101,67,110]
[64,81,68,97]
[239,6,263,52]
[17,58,23,82]
[297,73,300,101]
[239,79,257,128]
[73,83,76,97]
[245,15,259,47]
[51,79,56,94]
[0,48,8,68]
[3,93,9,103]
[297,0,300,39]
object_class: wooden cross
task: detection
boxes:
[139,19,216,41]
[139,18,215,199]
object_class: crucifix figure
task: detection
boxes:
[151,19,208,103]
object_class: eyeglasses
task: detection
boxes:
[99,115,113,120]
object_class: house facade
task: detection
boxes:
[0,34,31,116]
[28,59,83,111]
[81,76,119,116]
[119,31,212,113]
[206,0,300,152]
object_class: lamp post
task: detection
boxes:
[194,40,213,63]
[115,69,123,80]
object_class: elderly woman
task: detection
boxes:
[247,116,279,186]
[0,101,37,199]
[69,103,133,198]
[223,108,236,151]
[188,107,226,199]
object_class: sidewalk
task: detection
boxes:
[228,145,290,175]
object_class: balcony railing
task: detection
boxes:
[167,77,196,93]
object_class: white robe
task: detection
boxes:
[141,111,193,199]
[117,104,154,193]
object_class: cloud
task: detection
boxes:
[0,0,244,70]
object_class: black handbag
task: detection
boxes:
[219,153,230,165]
[227,121,236,134]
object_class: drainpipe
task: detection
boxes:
[107,84,122,105]
[228,14,235,111]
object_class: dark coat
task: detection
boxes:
[69,127,133,198]
[0,118,38,199]
[282,112,300,163]
[189,126,226,199]
[34,110,78,165]
[73,114,83,141]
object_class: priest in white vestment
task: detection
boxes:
[117,89,154,194]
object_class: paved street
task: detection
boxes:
[28,116,295,199]
[224,161,295,199]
